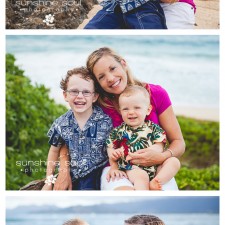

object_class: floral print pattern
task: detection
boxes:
[106,120,166,180]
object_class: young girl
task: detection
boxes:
[42,67,112,190]
[106,85,180,190]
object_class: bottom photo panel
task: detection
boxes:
[6,196,219,225]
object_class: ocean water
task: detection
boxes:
[6,212,219,225]
[6,35,219,108]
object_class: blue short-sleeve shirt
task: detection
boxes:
[47,106,113,181]
[101,0,154,13]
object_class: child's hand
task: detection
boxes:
[53,168,72,190]
[126,154,132,161]
[106,167,127,182]
[111,147,124,161]
[41,183,53,191]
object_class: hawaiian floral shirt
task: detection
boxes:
[100,0,158,13]
[48,106,113,181]
[106,120,166,180]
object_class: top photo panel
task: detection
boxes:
[6,0,219,29]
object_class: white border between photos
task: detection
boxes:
[2,0,225,224]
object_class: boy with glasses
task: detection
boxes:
[42,67,112,190]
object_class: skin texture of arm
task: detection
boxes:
[129,106,185,167]
[106,146,127,181]
[42,145,60,190]
[53,144,72,190]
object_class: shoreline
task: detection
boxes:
[174,106,219,122]
[59,99,219,122]
[78,0,220,29]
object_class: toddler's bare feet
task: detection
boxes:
[149,177,162,190]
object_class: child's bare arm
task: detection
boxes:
[150,142,164,153]
[54,144,72,190]
[107,146,124,161]
[42,145,60,190]
[106,147,127,181]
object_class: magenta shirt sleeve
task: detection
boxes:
[146,84,172,125]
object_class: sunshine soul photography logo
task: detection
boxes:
[11,0,83,13]
[16,160,71,174]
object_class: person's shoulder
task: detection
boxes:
[148,83,168,95]
[93,105,112,123]
[53,109,73,125]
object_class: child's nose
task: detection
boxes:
[128,109,134,114]
[77,91,84,97]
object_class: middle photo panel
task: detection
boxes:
[6,35,219,191]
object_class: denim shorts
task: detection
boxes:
[72,166,104,190]
[84,2,167,29]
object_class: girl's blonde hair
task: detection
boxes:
[124,215,165,225]
[86,47,145,108]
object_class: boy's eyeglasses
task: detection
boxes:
[66,89,94,97]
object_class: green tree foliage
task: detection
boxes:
[6,54,67,190]
[177,116,219,168]
[176,165,219,190]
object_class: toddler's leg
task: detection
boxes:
[150,157,180,190]
[126,166,149,190]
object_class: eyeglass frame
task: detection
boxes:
[65,89,95,97]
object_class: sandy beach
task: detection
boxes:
[78,0,220,29]
[174,106,219,122]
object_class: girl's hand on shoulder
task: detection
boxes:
[106,167,127,182]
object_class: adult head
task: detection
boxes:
[62,218,89,225]
[86,47,143,106]
[124,215,165,225]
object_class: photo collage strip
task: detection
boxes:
[2,1,224,225]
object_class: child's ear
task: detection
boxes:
[92,93,99,103]
[63,91,68,102]
[146,105,152,115]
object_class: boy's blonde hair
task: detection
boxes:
[62,218,89,225]
[60,66,97,92]
[86,47,145,107]
[119,85,150,106]
[124,215,165,225]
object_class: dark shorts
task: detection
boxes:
[84,2,167,29]
[72,166,103,190]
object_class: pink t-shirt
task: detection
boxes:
[179,0,196,12]
[101,84,172,128]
